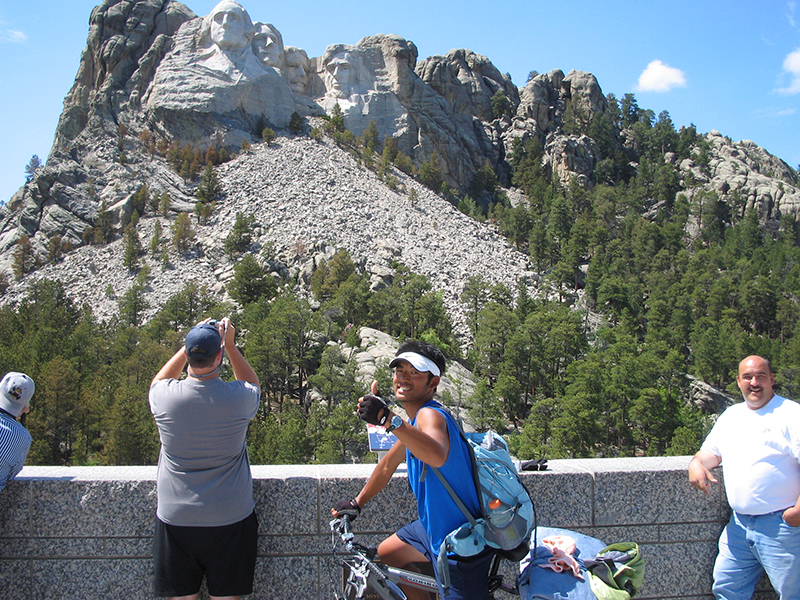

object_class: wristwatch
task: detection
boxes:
[385,414,403,434]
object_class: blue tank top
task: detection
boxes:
[406,401,481,557]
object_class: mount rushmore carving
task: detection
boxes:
[65,0,557,190]
[138,0,528,189]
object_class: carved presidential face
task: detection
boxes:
[253,23,283,66]
[325,53,357,97]
[209,1,252,51]
[284,47,309,94]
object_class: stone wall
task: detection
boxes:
[0,457,778,599]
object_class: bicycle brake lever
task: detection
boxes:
[384,579,407,600]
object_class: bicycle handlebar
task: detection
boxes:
[331,513,354,543]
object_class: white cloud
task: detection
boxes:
[785,48,800,72]
[777,48,800,94]
[635,60,687,93]
[0,29,27,43]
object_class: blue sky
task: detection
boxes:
[1,1,798,203]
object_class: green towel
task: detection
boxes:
[585,542,645,600]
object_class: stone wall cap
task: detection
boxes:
[15,457,692,482]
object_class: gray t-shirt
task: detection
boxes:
[149,376,260,526]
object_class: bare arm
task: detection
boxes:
[151,346,187,386]
[221,318,259,386]
[389,407,449,468]
[688,449,721,495]
[340,413,449,514]
[356,380,449,469]
[350,440,407,511]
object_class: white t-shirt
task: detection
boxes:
[702,394,800,515]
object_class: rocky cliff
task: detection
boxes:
[1,0,799,335]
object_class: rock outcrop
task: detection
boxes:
[678,130,800,235]
[686,375,737,414]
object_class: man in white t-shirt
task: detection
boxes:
[689,355,800,600]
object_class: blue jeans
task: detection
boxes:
[713,510,800,600]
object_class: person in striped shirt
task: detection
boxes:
[0,372,35,493]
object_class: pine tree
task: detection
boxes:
[171,213,195,253]
[228,254,277,304]
[130,185,150,216]
[12,234,35,279]
[24,155,42,182]
[93,202,115,244]
[224,212,254,258]
[261,127,276,145]
[326,103,346,134]
[418,152,443,192]
[159,192,171,217]
[47,235,63,264]
[194,201,213,225]
[118,284,148,327]
[289,111,304,134]
[122,224,143,271]
[361,120,380,153]
[149,221,162,256]
[196,164,222,203]
[490,90,510,119]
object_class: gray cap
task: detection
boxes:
[0,372,35,417]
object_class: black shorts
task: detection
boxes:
[153,510,258,597]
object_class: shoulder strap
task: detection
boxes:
[430,465,479,526]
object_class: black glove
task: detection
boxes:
[333,498,361,519]
[357,394,390,426]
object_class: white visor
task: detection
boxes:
[389,352,441,377]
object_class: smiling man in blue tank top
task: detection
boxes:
[332,340,493,600]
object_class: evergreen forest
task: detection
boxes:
[4,92,800,467]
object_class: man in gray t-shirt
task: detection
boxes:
[149,317,260,600]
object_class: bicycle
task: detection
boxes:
[329,514,519,600]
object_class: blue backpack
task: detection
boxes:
[429,429,536,586]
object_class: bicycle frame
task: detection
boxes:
[338,551,439,599]
[331,516,438,599]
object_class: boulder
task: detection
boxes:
[686,375,736,414]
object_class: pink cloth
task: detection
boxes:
[538,535,584,580]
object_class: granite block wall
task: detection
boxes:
[0,458,779,600]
